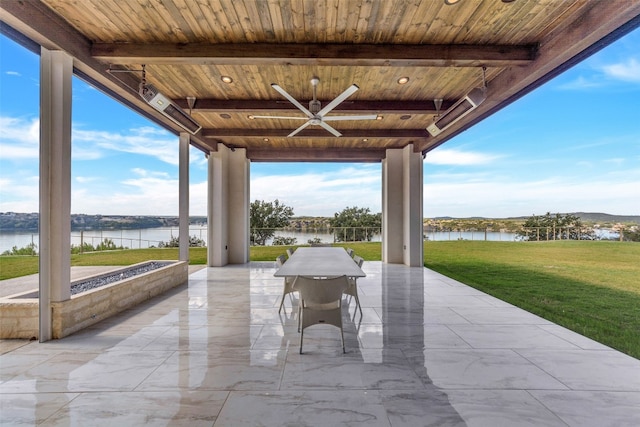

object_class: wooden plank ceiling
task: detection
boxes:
[2,0,639,162]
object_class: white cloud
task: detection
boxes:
[604,158,625,166]
[0,116,180,164]
[0,116,39,159]
[5,71,21,77]
[73,125,179,165]
[0,176,39,212]
[424,148,501,165]
[423,173,640,218]
[251,165,382,216]
[558,58,640,90]
[71,172,179,215]
[602,58,640,83]
[556,75,603,90]
[75,176,98,183]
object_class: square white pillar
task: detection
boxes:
[207,144,250,266]
[39,49,73,341]
[178,133,190,262]
[208,144,229,266]
[382,150,404,263]
[382,144,424,267]
[403,145,423,267]
[228,149,250,264]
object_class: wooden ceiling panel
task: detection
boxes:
[42,0,581,45]
[142,63,492,103]
[3,0,637,161]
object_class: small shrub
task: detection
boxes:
[272,236,297,246]
[1,242,38,256]
[158,235,206,248]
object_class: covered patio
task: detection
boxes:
[1,1,640,425]
[2,0,639,342]
[2,263,639,425]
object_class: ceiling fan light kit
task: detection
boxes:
[251,77,377,137]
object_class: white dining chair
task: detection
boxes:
[345,255,364,317]
[293,275,348,354]
[276,255,296,313]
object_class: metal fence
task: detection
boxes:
[4,225,624,255]
[70,226,621,248]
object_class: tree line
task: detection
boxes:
[249,202,639,245]
[250,200,381,246]
[0,213,208,232]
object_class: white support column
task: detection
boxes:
[207,144,250,266]
[403,145,424,267]
[39,49,73,342]
[382,150,404,264]
[228,148,250,264]
[207,152,216,267]
[208,144,229,266]
[382,144,424,267]
[178,133,190,262]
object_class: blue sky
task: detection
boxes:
[1,29,639,218]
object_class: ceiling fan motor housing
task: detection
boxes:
[309,99,321,114]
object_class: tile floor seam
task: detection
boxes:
[131,349,178,392]
[512,349,578,391]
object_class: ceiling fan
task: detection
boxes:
[251,77,378,137]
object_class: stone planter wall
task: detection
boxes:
[0,261,188,339]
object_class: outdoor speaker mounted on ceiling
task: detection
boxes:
[427,66,487,137]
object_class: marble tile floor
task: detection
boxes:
[1,262,639,426]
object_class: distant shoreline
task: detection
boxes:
[1,212,638,233]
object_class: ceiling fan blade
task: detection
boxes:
[251,115,309,120]
[271,84,314,118]
[317,84,359,117]
[319,121,342,137]
[287,120,312,137]
[323,114,379,121]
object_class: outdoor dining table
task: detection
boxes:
[273,247,366,278]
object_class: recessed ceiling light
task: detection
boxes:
[444,0,462,4]
[400,115,412,120]
[247,115,255,120]
[362,138,369,142]
[220,113,231,119]
[221,75,233,84]
[263,138,269,142]
[397,77,410,85]
[376,115,383,120]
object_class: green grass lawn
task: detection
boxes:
[423,240,640,359]
[1,240,638,358]
[249,242,381,261]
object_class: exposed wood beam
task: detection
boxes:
[174,99,456,115]
[247,147,386,162]
[416,0,640,154]
[202,128,429,139]
[93,43,537,67]
[0,0,213,152]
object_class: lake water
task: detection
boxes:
[0,227,519,253]
[0,227,206,253]
[0,227,621,254]
[0,227,352,252]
